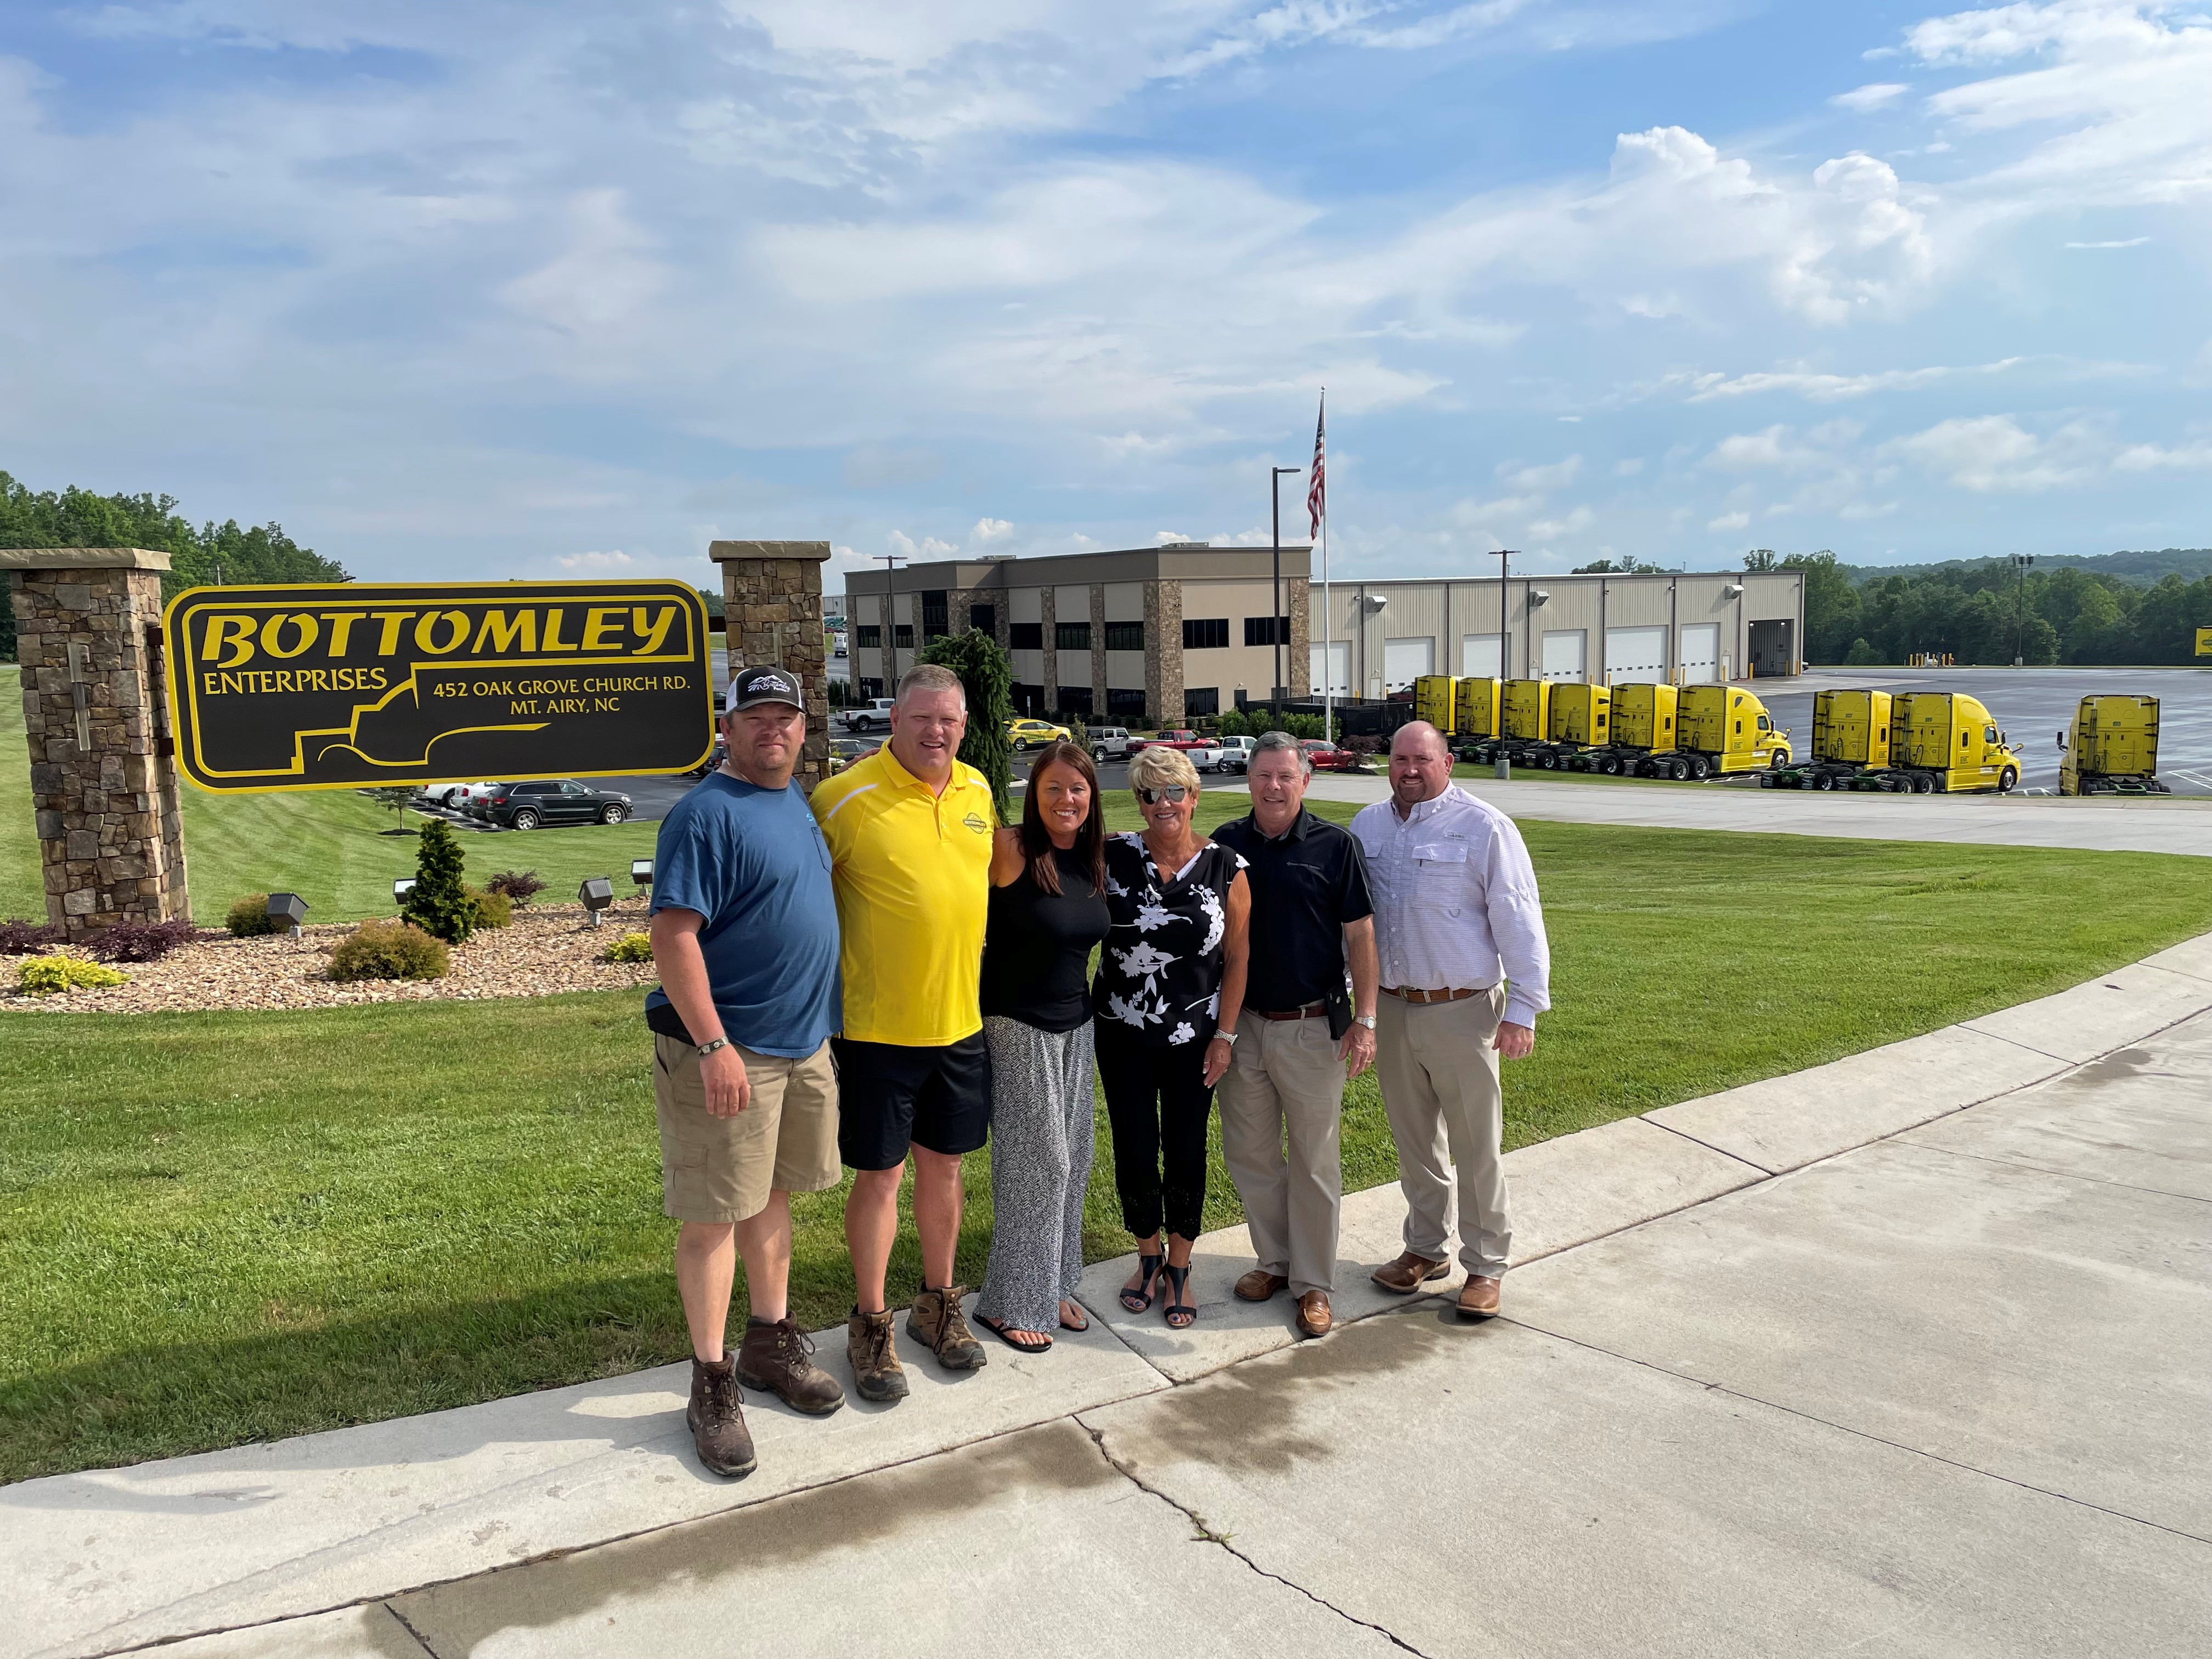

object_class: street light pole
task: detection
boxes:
[1271,466,1300,716]
[1492,548,1515,679]
[2011,553,2034,667]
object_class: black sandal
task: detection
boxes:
[974,1313,1052,1353]
[1059,1300,1090,1332]
[1161,1262,1197,1329]
[1120,1253,1164,1314]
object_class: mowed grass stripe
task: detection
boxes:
[6,788,2209,1482]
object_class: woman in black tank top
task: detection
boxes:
[973,741,1111,1351]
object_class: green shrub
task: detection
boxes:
[603,931,654,964]
[19,954,129,996]
[402,820,475,944]
[328,921,449,983]
[225,894,278,938]
[467,886,514,930]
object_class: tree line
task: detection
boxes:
[0,471,348,659]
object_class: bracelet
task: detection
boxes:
[1213,1029,1238,1046]
[696,1037,730,1057]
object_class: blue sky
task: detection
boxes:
[2,1,2207,596]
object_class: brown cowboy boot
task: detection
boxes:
[686,1356,756,1477]
[909,1284,988,1372]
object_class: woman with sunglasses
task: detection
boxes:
[973,741,1111,1353]
[1096,744,1250,1329]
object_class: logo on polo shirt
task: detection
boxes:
[963,811,988,833]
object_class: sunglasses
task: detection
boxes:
[1135,785,1190,805]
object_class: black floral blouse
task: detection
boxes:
[1094,832,1246,1047]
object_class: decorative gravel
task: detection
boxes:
[1,898,661,1014]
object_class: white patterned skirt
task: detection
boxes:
[975,1015,1097,1332]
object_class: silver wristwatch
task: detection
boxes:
[1214,1028,1238,1046]
[1353,1014,1376,1030]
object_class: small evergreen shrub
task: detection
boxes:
[328,921,449,982]
[402,820,475,944]
[486,869,545,905]
[0,919,63,954]
[603,931,654,964]
[468,886,514,930]
[90,919,199,962]
[227,894,278,937]
[19,954,129,996]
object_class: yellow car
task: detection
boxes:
[1006,718,1072,751]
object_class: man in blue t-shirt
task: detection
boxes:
[646,666,844,1479]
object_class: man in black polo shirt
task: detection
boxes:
[1212,730,1378,1338]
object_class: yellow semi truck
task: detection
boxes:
[1650,686,1793,781]
[1573,682,1679,775]
[1457,679,1555,766]
[1528,684,1611,769]
[2059,695,2168,795]
[1413,674,1460,733]
[1764,690,1893,789]
[1852,691,2021,793]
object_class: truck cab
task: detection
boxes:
[2059,695,2165,796]
[1892,693,2021,793]
[1413,675,1461,733]
[1454,678,1500,744]
[1676,686,1792,778]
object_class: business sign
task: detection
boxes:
[2197,625,2212,658]
[163,580,714,792]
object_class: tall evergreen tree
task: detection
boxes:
[919,627,1015,825]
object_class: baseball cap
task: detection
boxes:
[726,667,804,713]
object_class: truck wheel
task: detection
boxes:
[1997,767,2017,793]
[851,715,871,731]
[1812,772,1833,791]
[1600,756,1620,775]
[1911,773,1935,794]
[1668,758,1690,781]
[1688,755,1712,782]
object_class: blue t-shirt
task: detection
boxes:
[644,772,840,1058]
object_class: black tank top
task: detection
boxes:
[980,847,1111,1033]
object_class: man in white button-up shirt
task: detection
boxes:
[1351,721,1550,1319]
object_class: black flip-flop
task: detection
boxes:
[1059,1302,1091,1332]
[974,1313,1052,1353]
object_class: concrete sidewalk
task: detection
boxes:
[7,934,2210,1658]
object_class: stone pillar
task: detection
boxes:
[1145,579,1183,728]
[1039,585,1058,712]
[1288,575,1311,696]
[3,548,189,938]
[709,540,833,793]
[1088,581,1108,718]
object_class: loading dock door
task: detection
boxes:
[1679,623,1720,685]
[1748,618,1795,678]
[1310,641,1350,697]
[1541,629,1587,683]
[1605,625,1666,682]
[1384,636,1435,692]
[1462,633,1503,678]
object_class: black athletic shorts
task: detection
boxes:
[831,1031,992,1170]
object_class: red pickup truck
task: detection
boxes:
[1127,729,1215,754]
[1301,738,1366,774]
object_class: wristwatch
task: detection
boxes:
[696,1037,730,1057]
[1214,1028,1239,1046]
[1353,1014,1376,1030]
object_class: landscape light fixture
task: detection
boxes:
[267,892,309,938]
[392,878,416,902]
[579,876,615,927]
[631,859,654,887]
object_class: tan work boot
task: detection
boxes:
[909,1284,988,1372]
[847,1306,910,1402]
[738,1317,847,1416]
[686,1355,757,1477]
[1371,1251,1449,1295]
[1457,1276,1502,1320]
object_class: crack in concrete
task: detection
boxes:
[1891,1137,2212,1206]
[1080,1423,1435,1657]
[380,1599,442,1658]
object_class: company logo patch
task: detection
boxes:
[962,811,988,833]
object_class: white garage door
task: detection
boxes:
[1309,640,1350,697]
[1540,629,1587,683]
[1384,636,1435,692]
[1605,625,1666,681]
[1679,623,1720,685]
[1461,633,1503,678]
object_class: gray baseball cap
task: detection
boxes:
[726,667,803,712]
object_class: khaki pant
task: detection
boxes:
[1218,1014,1347,1296]
[653,1035,841,1224]
[1375,988,1510,1278]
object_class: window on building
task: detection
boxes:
[1184,687,1219,718]
[920,591,949,640]
[859,678,885,701]
[1056,686,1094,715]
[894,624,915,648]
[969,604,995,636]
[1244,616,1290,647]
[1010,682,1046,714]
[855,624,882,648]
[1055,620,1091,652]
[1182,617,1229,650]
[1105,620,1144,652]
[1009,622,1043,651]
[1107,688,1148,721]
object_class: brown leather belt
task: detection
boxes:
[1381,986,1489,1005]
[1259,1001,1330,1022]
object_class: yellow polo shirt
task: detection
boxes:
[811,743,996,1047]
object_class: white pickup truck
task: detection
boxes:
[839,697,898,733]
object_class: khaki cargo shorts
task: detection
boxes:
[653,1035,842,1224]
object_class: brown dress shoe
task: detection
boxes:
[909,1285,988,1372]
[1371,1251,1450,1295]
[686,1356,757,1477]
[1234,1269,1289,1302]
[1457,1276,1502,1319]
[738,1317,847,1416]
[1295,1291,1333,1339]
[847,1306,910,1402]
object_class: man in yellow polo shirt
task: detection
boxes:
[812,662,995,1401]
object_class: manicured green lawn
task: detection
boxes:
[7,797,2211,1483]
[0,692,42,917]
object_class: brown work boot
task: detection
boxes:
[1295,1290,1333,1339]
[1457,1276,1502,1320]
[909,1284,988,1372]
[1371,1251,1450,1295]
[1235,1269,1289,1302]
[738,1317,847,1417]
[847,1306,910,1402]
[686,1355,757,1477]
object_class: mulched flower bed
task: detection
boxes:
[1,898,659,1014]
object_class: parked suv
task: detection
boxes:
[476,780,634,830]
[1089,726,1133,764]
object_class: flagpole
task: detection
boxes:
[1317,389,1331,743]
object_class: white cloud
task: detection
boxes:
[2113,438,2212,471]
[1689,358,2025,401]
[1499,455,1583,491]
[1707,510,1751,531]
[1831,82,1910,111]
[1707,427,1821,471]
[971,516,1014,542]
[1884,414,2107,491]
[554,549,640,571]
[1527,505,1594,538]
[2066,236,2149,248]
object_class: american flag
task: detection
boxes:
[1306,392,1326,538]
